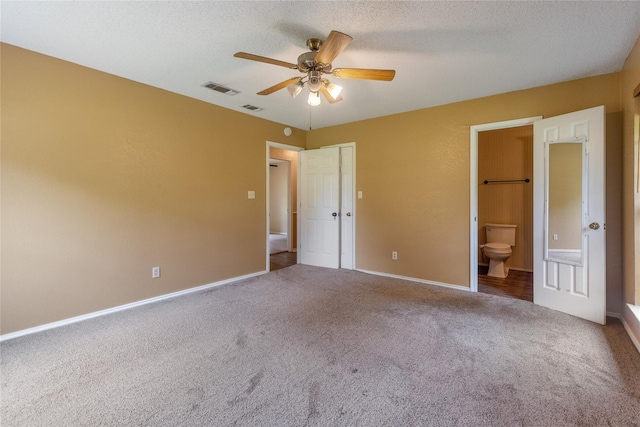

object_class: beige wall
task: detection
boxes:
[307,73,622,299]
[478,126,533,271]
[0,44,305,334]
[2,40,633,336]
[620,36,640,345]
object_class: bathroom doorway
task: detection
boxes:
[470,117,540,300]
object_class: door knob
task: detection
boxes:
[589,222,600,230]
[346,212,351,217]
[332,212,338,218]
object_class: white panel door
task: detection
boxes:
[300,147,340,268]
[340,146,354,269]
[533,106,606,324]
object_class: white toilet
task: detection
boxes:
[481,223,517,278]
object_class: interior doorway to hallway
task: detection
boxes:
[266,141,355,272]
[267,141,303,272]
[269,158,290,253]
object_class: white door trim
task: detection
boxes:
[469,117,542,291]
[266,141,304,271]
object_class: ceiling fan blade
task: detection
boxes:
[332,68,396,81]
[320,86,343,104]
[234,52,298,69]
[315,31,353,65]
[257,77,302,95]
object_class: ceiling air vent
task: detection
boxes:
[242,104,264,112]
[203,82,239,96]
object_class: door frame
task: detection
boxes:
[266,141,304,272]
[469,117,542,291]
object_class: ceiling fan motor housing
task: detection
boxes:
[297,52,332,73]
[297,52,317,72]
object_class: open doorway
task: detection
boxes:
[477,125,534,302]
[268,158,298,271]
[470,117,540,301]
[267,142,302,271]
[269,159,290,253]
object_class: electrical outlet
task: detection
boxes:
[553,234,558,241]
[392,251,398,260]
[152,266,160,278]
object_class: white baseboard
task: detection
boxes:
[0,270,268,343]
[622,305,640,354]
[605,310,640,354]
[356,269,472,293]
[7,268,636,355]
[624,322,640,353]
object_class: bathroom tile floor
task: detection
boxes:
[478,266,533,302]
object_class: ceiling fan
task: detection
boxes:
[234,30,395,106]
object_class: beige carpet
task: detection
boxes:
[2,265,639,426]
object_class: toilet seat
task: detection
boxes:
[485,242,510,250]
[484,243,511,253]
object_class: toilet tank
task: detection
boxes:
[485,223,517,246]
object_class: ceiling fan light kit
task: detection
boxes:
[307,70,323,92]
[287,81,303,98]
[325,81,343,99]
[234,30,395,106]
[307,91,321,106]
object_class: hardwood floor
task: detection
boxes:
[270,257,532,302]
[270,251,297,271]
[478,265,533,302]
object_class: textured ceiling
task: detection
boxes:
[2,1,639,130]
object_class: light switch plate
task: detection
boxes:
[358,191,363,199]
[248,190,255,199]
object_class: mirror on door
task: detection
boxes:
[545,138,585,266]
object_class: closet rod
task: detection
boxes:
[483,178,530,184]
